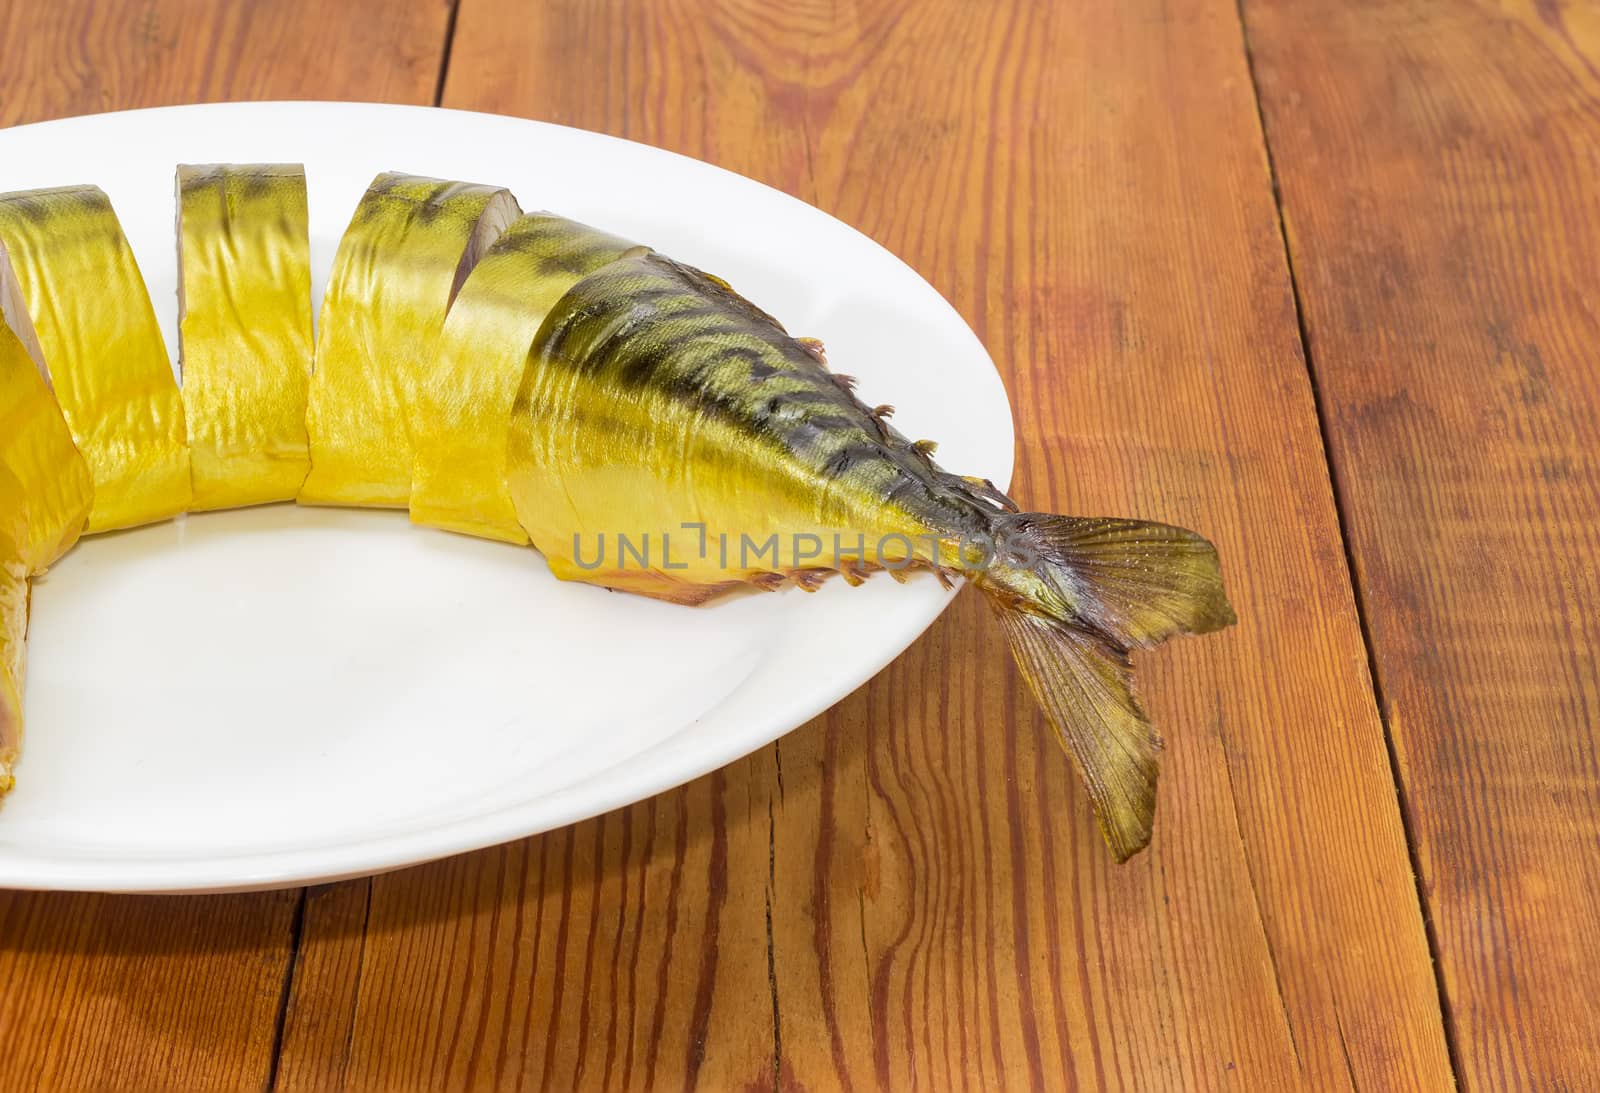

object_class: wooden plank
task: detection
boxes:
[281,760,779,1091]
[0,4,454,1089]
[0,891,299,1090]
[1239,0,1600,1086]
[0,0,453,127]
[274,0,1455,1087]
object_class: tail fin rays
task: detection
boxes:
[994,607,1161,861]
[1024,516,1236,649]
[981,515,1235,861]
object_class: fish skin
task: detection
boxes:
[508,252,996,597]
[509,250,1236,859]
[0,322,94,572]
[301,173,522,508]
[0,321,94,799]
[410,213,637,544]
[0,185,192,533]
[177,164,316,510]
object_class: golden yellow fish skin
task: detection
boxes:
[0,186,192,533]
[507,254,949,598]
[300,173,521,508]
[0,323,94,572]
[178,164,316,510]
[410,214,637,544]
[1,323,94,797]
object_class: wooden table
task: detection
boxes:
[1,1,1595,1089]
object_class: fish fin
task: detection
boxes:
[957,475,1020,514]
[868,405,897,440]
[980,515,1235,859]
[1017,516,1237,648]
[750,571,789,592]
[990,607,1160,862]
[787,567,833,592]
[796,337,827,363]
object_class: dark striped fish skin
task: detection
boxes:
[494,215,642,283]
[509,251,999,579]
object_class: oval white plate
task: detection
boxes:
[0,102,1014,892]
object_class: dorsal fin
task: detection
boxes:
[795,336,827,364]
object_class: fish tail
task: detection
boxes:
[975,515,1236,861]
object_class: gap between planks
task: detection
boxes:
[266,888,310,1091]
[1230,0,1465,1086]
[433,0,465,109]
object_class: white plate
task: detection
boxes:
[0,103,1014,892]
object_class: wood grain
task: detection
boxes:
[273,0,1454,1088]
[280,760,779,1092]
[0,4,454,1090]
[0,0,452,128]
[1240,0,1600,1087]
[0,891,299,1091]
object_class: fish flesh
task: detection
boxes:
[178,163,316,510]
[0,186,191,532]
[300,173,521,508]
[508,251,1235,859]
[0,550,25,796]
